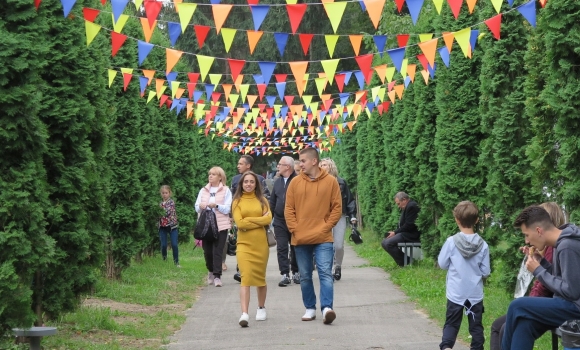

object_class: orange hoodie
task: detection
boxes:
[284,168,342,245]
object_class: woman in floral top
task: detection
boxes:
[159,185,180,267]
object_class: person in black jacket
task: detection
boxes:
[269,156,300,286]
[381,192,421,267]
[320,158,357,281]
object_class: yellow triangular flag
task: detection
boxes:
[135,0,144,9]
[108,69,117,88]
[112,14,129,33]
[323,2,347,34]
[147,91,156,103]
[315,78,327,96]
[419,33,433,42]
[371,86,380,101]
[432,0,443,13]
[174,0,183,11]
[378,87,386,102]
[209,74,222,86]
[177,3,197,33]
[120,68,133,75]
[155,79,167,98]
[171,81,180,98]
[400,59,408,79]
[320,59,340,84]
[490,0,503,13]
[302,95,313,106]
[197,55,215,82]
[240,84,250,103]
[325,35,340,58]
[221,28,236,53]
[454,28,472,58]
[386,67,396,83]
[286,0,298,4]
[230,94,239,107]
[85,20,101,46]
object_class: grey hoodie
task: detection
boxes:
[534,224,580,311]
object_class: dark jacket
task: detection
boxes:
[337,177,356,218]
[269,172,297,227]
[395,200,421,241]
[231,173,270,199]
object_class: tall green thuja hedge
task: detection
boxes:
[0,0,55,330]
[542,0,580,219]
[433,2,484,242]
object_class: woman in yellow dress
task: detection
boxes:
[231,171,272,327]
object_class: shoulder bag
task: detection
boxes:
[194,209,219,242]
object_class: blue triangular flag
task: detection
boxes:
[367,101,375,112]
[359,0,366,11]
[517,0,536,28]
[139,76,149,95]
[507,0,514,6]
[210,0,220,4]
[166,72,178,83]
[266,95,277,107]
[373,35,387,57]
[438,47,450,67]
[170,98,179,111]
[253,74,264,85]
[387,47,406,72]
[280,106,288,118]
[138,40,154,66]
[110,0,129,24]
[60,0,76,17]
[258,61,276,85]
[339,92,350,106]
[276,82,286,100]
[205,84,214,100]
[406,0,424,25]
[428,63,436,79]
[168,22,182,47]
[404,76,411,88]
[274,33,289,57]
[250,5,270,31]
[193,90,203,103]
[353,71,365,90]
[470,30,479,53]
[342,71,353,85]
[176,102,185,115]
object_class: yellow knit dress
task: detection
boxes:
[232,192,272,287]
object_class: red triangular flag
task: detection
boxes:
[298,33,314,56]
[111,31,127,57]
[123,73,133,91]
[394,0,405,12]
[144,0,162,29]
[286,4,307,34]
[416,53,430,71]
[447,0,463,19]
[257,84,267,101]
[100,0,106,4]
[159,95,169,107]
[188,73,200,85]
[248,0,259,4]
[355,54,374,85]
[34,0,42,9]
[227,59,245,84]
[194,25,211,49]
[83,8,100,22]
[382,101,390,114]
[211,93,222,104]
[335,73,345,93]
[274,74,287,83]
[284,96,294,106]
[485,14,502,40]
[187,82,195,99]
[397,34,409,48]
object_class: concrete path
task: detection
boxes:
[167,245,468,350]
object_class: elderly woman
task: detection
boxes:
[319,158,356,281]
[195,166,232,287]
[231,171,272,327]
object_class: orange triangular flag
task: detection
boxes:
[247,31,263,55]
[442,32,454,53]
[373,64,387,84]
[142,69,155,85]
[349,35,363,56]
[212,4,233,34]
[363,0,385,29]
[466,0,477,13]
[140,17,156,43]
[289,61,308,97]
[420,70,429,85]
[166,48,183,74]
[418,38,438,69]
[406,64,416,83]
[394,85,404,99]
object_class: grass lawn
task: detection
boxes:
[350,228,559,350]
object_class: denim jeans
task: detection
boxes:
[159,226,179,264]
[295,243,334,312]
[502,296,580,350]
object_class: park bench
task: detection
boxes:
[13,326,57,350]
[398,242,422,266]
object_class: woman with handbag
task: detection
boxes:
[231,171,272,327]
[195,166,232,287]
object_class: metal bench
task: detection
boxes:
[397,242,422,266]
[13,326,57,350]
[552,327,562,350]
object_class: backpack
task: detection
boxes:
[194,209,219,242]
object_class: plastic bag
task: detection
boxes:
[560,320,580,348]
[514,256,534,298]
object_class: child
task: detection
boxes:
[438,201,490,350]
[159,185,180,267]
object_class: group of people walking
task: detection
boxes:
[157,149,356,327]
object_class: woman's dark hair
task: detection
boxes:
[232,171,268,211]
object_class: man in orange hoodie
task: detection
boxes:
[285,148,342,325]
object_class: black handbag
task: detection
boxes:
[194,209,219,242]
[349,224,363,245]
[227,227,237,256]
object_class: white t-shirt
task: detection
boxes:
[208,186,218,204]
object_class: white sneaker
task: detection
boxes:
[239,312,249,327]
[207,272,214,285]
[256,307,267,321]
[322,307,336,324]
[214,277,222,287]
[301,309,316,321]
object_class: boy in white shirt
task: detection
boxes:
[438,201,490,350]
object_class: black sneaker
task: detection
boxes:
[292,272,300,284]
[278,274,291,287]
[333,266,341,281]
[233,272,241,283]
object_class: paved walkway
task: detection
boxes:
[167,245,468,350]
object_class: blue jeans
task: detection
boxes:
[295,243,334,312]
[159,226,179,264]
[502,297,580,350]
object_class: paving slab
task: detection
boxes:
[167,245,468,350]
